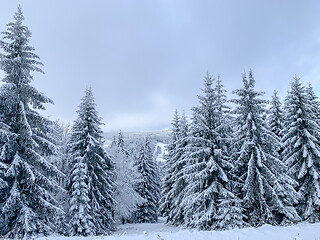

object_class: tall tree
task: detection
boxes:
[213,75,246,230]
[232,71,300,226]
[166,111,189,225]
[0,6,64,239]
[181,73,233,230]
[159,110,180,217]
[68,87,115,236]
[282,78,320,222]
[135,137,160,223]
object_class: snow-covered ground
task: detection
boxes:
[36,218,320,240]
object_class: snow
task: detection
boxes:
[154,142,167,162]
[36,218,320,240]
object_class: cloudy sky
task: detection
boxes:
[0,1,320,132]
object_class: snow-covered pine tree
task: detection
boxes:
[306,82,320,125]
[67,87,116,235]
[110,131,144,224]
[213,74,234,171]
[282,78,320,222]
[166,111,189,225]
[0,7,65,239]
[212,75,247,230]
[116,130,130,157]
[181,73,233,230]
[213,74,232,140]
[268,91,284,139]
[267,90,285,160]
[159,110,180,217]
[232,71,300,226]
[135,137,160,223]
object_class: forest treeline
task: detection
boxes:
[0,6,319,240]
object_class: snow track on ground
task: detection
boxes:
[37,218,320,240]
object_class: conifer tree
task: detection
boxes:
[135,137,160,223]
[181,73,233,229]
[68,152,93,236]
[159,110,180,217]
[306,82,320,125]
[232,71,300,226]
[268,91,284,139]
[0,7,65,239]
[213,75,234,172]
[116,130,130,156]
[166,111,189,225]
[211,75,246,230]
[213,75,233,144]
[282,78,320,222]
[68,87,115,235]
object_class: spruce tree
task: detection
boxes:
[181,73,233,230]
[116,130,130,156]
[213,74,233,148]
[135,137,160,223]
[159,110,180,217]
[268,90,284,139]
[166,111,189,225]
[306,82,320,125]
[0,7,64,239]
[267,91,284,161]
[232,71,300,226]
[68,87,115,235]
[282,78,320,222]
[68,152,93,236]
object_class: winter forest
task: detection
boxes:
[1,6,320,240]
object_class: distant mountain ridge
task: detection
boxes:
[104,129,171,146]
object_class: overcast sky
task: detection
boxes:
[0,1,320,132]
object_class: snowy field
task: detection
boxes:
[36,218,320,240]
